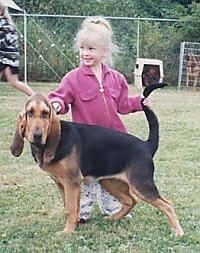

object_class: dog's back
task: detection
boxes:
[55,121,145,177]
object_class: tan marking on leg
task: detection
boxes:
[100,177,137,220]
[46,148,82,233]
[150,197,184,236]
[62,180,80,233]
[128,184,184,237]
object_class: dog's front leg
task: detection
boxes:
[62,180,80,233]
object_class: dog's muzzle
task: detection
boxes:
[33,129,43,144]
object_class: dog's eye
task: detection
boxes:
[27,110,34,118]
[41,111,50,119]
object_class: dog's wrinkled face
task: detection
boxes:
[25,96,51,145]
[11,93,61,164]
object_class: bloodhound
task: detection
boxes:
[10,83,184,236]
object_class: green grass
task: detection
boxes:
[0,83,200,252]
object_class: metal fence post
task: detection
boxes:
[136,17,140,58]
[23,11,27,83]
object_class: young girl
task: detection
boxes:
[0,2,34,96]
[48,16,150,223]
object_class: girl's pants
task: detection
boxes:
[79,181,122,220]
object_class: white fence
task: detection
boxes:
[12,13,182,85]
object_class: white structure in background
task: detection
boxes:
[178,42,200,89]
[134,58,163,91]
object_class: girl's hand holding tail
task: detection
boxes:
[51,102,62,114]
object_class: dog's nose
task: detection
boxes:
[33,130,42,142]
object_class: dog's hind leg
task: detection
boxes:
[99,178,137,220]
[149,196,184,237]
[129,181,184,237]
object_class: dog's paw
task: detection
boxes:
[55,228,75,235]
[55,230,66,236]
[62,223,77,234]
[174,227,184,237]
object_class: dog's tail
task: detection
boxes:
[141,83,167,156]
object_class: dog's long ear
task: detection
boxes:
[10,112,26,157]
[43,108,61,164]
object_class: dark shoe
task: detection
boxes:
[78,218,87,225]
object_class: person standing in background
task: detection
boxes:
[0,2,34,96]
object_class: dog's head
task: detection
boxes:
[10,93,61,164]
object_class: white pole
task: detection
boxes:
[136,18,140,58]
[178,42,185,89]
[23,11,27,84]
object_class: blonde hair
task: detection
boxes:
[75,16,118,66]
[0,2,14,25]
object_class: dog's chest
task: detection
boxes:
[30,144,44,167]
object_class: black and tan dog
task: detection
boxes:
[10,83,184,236]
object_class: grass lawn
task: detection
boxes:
[0,83,200,252]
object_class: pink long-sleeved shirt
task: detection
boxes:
[48,63,143,133]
